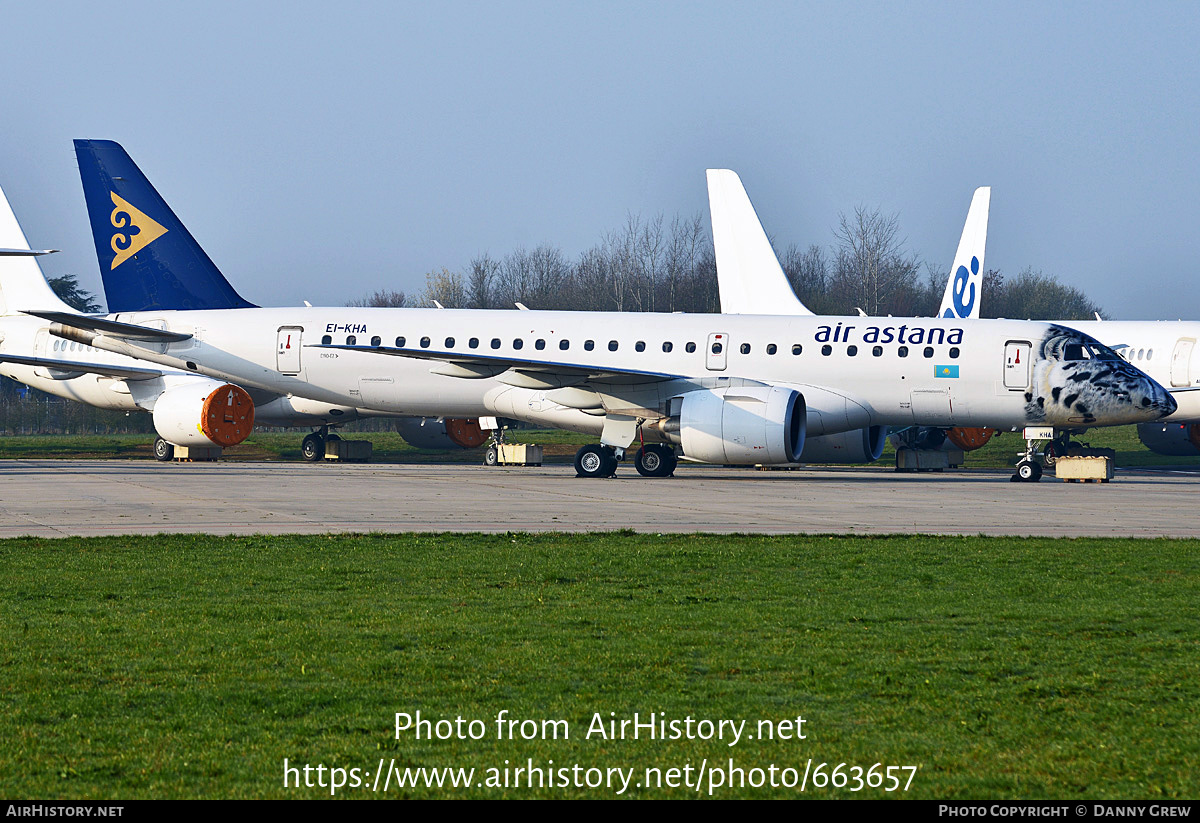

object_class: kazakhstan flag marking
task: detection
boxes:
[935,365,960,378]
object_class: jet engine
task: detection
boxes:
[152,379,255,447]
[798,426,887,463]
[394,417,489,450]
[1136,422,1200,456]
[670,385,805,464]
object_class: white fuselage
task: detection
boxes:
[24,307,1173,438]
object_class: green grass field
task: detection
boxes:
[2,533,1197,799]
[2,424,1199,470]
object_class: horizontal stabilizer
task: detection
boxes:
[24,310,193,342]
[0,353,162,380]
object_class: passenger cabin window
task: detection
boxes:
[559,340,570,350]
[662,342,673,353]
[711,342,723,354]
[766,344,777,355]
[847,345,858,356]
[898,346,909,358]
[491,338,501,349]
[740,343,751,354]
[469,337,479,349]
[395,336,406,347]
[585,340,595,351]
[872,345,882,357]
[322,335,332,345]
[346,335,357,345]
[949,347,960,359]
[821,344,832,356]
[513,339,524,350]
[635,341,646,352]
[371,336,381,347]
[445,337,455,348]
[608,340,619,352]
[420,336,431,348]
[792,344,802,355]
[923,346,934,358]
[686,342,696,353]
[535,339,546,350]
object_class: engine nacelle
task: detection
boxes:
[395,417,488,449]
[1137,422,1200,456]
[674,386,805,465]
[798,426,887,464]
[152,379,255,447]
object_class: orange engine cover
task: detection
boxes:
[945,427,995,451]
[444,417,488,449]
[200,384,255,446]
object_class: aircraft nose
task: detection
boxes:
[1141,377,1177,418]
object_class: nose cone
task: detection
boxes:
[1137,375,1177,420]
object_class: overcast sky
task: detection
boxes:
[2,1,1197,319]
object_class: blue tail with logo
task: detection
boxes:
[74,139,256,312]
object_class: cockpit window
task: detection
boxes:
[1063,343,1089,361]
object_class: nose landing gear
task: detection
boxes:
[1011,426,1054,482]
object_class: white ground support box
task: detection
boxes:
[1054,456,1114,483]
[324,439,373,462]
[173,446,222,461]
[498,444,543,466]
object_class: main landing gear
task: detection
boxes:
[301,427,341,462]
[574,444,619,478]
[573,443,678,478]
[153,436,174,462]
[634,444,677,478]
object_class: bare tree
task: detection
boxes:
[346,288,407,307]
[466,253,497,309]
[829,206,921,316]
[418,268,467,308]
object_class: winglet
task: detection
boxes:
[707,169,813,316]
[937,186,990,320]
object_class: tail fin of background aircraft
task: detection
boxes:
[73,139,257,312]
[707,169,813,316]
[937,186,990,320]
[0,182,74,316]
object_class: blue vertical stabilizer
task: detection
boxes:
[74,139,257,312]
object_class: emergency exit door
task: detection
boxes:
[1004,341,1031,389]
[277,327,303,374]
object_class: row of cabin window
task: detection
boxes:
[320,333,961,360]
[51,339,99,354]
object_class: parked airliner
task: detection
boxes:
[710,170,1200,457]
[40,140,1172,479]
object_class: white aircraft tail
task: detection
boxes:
[937,186,990,320]
[0,182,74,316]
[707,169,813,315]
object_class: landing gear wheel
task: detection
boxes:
[483,445,499,466]
[1014,459,1043,482]
[301,433,325,462]
[575,444,618,478]
[635,444,676,478]
[153,437,174,462]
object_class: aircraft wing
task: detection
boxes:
[23,310,193,342]
[0,353,163,380]
[311,343,686,383]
